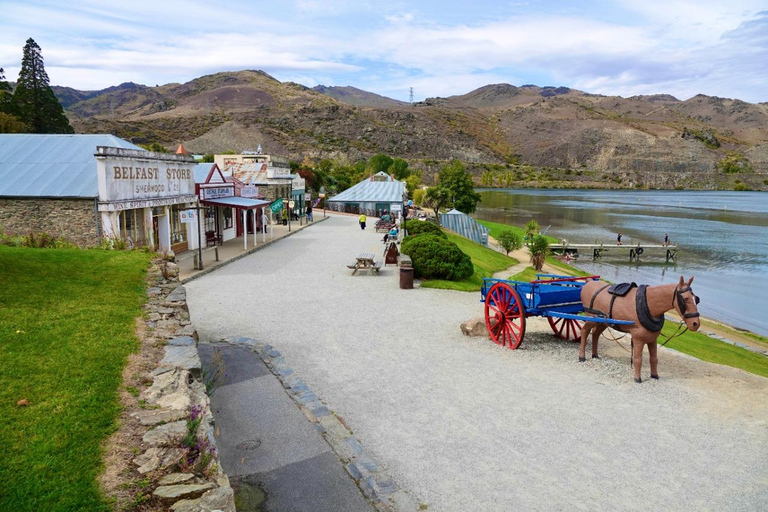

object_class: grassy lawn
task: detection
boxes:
[0,246,151,511]
[420,232,517,292]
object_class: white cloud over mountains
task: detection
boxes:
[0,0,765,102]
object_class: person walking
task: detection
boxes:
[664,233,669,246]
[617,233,623,245]
[359,213,367,230]
[306,204,313,222]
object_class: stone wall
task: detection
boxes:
[0,198,100,247]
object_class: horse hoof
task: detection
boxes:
[651,374,659,380]
[592,355,600,359]
[634,378,642,384]
[578,357,586,362]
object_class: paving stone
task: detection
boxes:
[166,286,186,302]
[373,476,398,496]
[147,287,162,297]
[267,348,281,358]
[143,420,187,446]
[310,405,331,418]
[168,336,195,347]
[161,345,201,376]
[158,473,195,485]
[131,408,187,426]
[153,482,216,499]
[346,461,364,480]
[318,415,352,443]
[342,437,365,457]
[156,306,175,315]
[354,454,381,474]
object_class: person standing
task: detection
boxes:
[359,213,367,230]
[617,233,622,245]
[664,233,669,246]
[306,204,313,222]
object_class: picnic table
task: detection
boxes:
[347,252,383,275]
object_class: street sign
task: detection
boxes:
[304,193,311,201]
[179,210,197,223]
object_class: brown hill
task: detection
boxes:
[59,70,768,190]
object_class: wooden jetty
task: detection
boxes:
[550,243,679,262]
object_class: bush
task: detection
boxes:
[497,230,522,255]
[529,234,550,271]
[402,220,445,238]
[413,188,426,206]
[401,234,473,280]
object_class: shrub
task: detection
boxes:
[529,234,550,271]
[717,152,752,174]
[497,230,522,255]
[401,234,473,280]
[734,183,752,191]
[413,188,426,206]
[524,219,539,242]
[403,220,445,238]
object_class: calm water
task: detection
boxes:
[476,189,768,336]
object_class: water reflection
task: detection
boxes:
[476,189,768,336]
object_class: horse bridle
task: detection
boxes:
[659,285,700,347]
[674,286,700,319]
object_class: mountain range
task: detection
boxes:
[53,70,768,190]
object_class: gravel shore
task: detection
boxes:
[186,213,768,512]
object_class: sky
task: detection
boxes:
[1,0,766,103]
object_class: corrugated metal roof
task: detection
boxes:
[328,179,405,203]
[0,134,142,197]
[440,209,489,246]
[194,163,215,183]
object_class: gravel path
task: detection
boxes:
[186,214,768,512]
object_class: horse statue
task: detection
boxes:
[579,276,700,383]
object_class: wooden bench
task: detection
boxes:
[375,221,395,233]
[372,260,383,272]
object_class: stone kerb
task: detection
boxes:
[124,259,235,511]
[218,336,420,512]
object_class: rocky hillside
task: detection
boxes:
[57,70,768,190]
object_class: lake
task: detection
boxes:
[475,189,768,337]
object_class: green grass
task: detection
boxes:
[420,232,517,291]
[0,246,151,511]
[661,323,768,378]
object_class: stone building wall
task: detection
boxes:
[0,198,101,247]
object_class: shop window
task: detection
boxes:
[204,207,216,233]
[169,204,188,244]
[224,208,233,229]
[119,209,146,247]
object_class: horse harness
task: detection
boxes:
[585,282,700,346]
[584,282,665,333]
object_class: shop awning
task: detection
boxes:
[201,197,270,210]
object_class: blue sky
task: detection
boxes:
[1,0,766,102]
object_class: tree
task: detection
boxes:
[10,39,73,134]
[201,154,214,163]
[139,142,168,152]
[0,68,28,133]
[529,234,549,271]
[413,188,426,206]
[497,230,522,256]
[0,68,14,114]
[368,153,393,175]
[405,172,422,198]
[437,160,481,213]
[524,219,539,243]
[424,186,451,225]
[0,112,29,133]
[389,157,410,180]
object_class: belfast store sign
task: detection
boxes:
[95,147,197,211]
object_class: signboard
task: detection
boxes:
[269,198,284,213]
[241,186,259,198]
[179,210,197,223]
[304,193,311,201]
[200,186,234,200]
[266,167,291,179]
[391,204,402,212]
[96,149,196,203]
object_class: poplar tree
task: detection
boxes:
[10,38,73,134]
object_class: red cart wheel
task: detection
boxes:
[547,317,583,342]
[484,282,526,349]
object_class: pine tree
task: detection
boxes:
[10,38,73,134]
[0,68,14,114]
[0,68,29,133]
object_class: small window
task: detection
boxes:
[224,208,233,229]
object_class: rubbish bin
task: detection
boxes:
[399,267,414,289]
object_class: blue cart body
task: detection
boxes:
[481,274,634,326]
